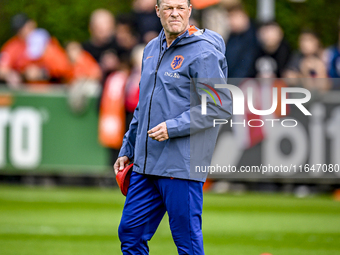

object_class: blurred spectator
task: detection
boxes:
[284,30,330,91]
[96,17,135,165]
[98,65,129,166]
[285,30,324,76]
[125,44,144,126]
[82,9,116,62]
[202,5,229,41]
[82,9,123,80]
[132,0,162,44]
[325,18,340,89]
[115,15,139,67]
[225,4,261,78]
[256,21,291,78]
[0,13,71,88]
[326,32,340,78]
[66,41,102,83]
[100,49,122,78]
[202,0,243,40]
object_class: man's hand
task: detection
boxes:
[114,156,129,175]
[148,122,169,142]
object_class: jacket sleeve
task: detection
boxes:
[118,102,139,160]
[165,48,232,138]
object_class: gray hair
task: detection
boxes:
[157,0,190,7]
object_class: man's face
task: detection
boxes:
[90,13,115,44]
[228,10,249,34]
[156,0,192,36]
[299,33,319,56]
[259,25,283,49]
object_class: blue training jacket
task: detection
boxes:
[118,27,233,182]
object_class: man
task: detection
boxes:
[114,0,232,254]
[82,9,117,63]
[82,9,136,75]
[225,4,260,78]
[256,21,291,78]
[132,0,163,43]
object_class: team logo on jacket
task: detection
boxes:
[171,55,184,70]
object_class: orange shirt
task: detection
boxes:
[0,36,72,83]
[70,50,102,82]
[0,36,28,72]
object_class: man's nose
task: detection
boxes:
[171,8,180,17]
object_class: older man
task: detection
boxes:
[114,0,232,254]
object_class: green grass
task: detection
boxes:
[0,185,339,255]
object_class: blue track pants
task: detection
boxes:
[118,171,204,255]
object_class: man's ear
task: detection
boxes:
[188,4,192,17]
[155,5,160,18]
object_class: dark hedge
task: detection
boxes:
[0,0,132,47]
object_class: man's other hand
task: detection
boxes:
[148,122,169,142]
[114,156,129,175]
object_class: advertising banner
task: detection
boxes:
[0,87,109,174]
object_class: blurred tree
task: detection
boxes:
[0,0,132,47]
[0,0,339,49]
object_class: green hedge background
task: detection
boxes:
[0,0,339,49]
[0,0,133,47]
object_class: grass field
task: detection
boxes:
[0,185,340,255]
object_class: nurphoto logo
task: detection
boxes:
[200,83,312,128]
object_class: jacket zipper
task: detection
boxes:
[143,38,165,174]
[143,36,183,174]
